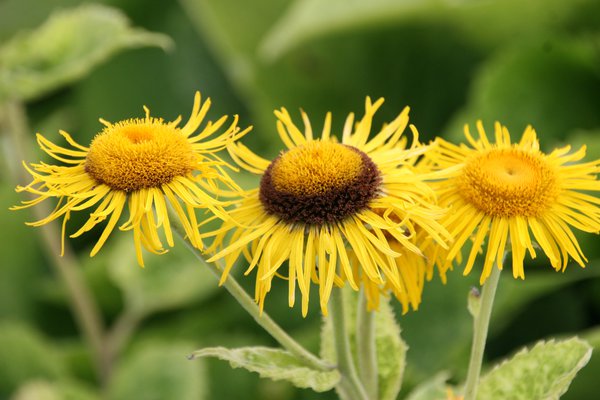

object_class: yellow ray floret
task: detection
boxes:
[205,97,451,316]
[424,121,600,283]
[12,92,250,266]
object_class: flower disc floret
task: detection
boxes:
[85,117,196,192]
[259,142,381,225]
[207,98,451,315]
[13,92,248,266]
[459,148,560,218]
[425,121,600,284]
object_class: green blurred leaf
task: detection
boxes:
[259,0,435,61]
[446,36,600,143]
[190,346,340,392]
[320,288,407,399]
[0,184,45,322]
[182,0,481,148]
[10,379,98,400]
[0,3,172,102]
[477,338,592,400]
[405,372,451,400]
[452,0,600,50]
[260,0,600,61]
[106,234,220,317]
[108,341,206,400]
[0,322,66,397]
[566,129,600,161]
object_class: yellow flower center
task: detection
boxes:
[270,141,363,196]
[458,148,559,217]
[85,118,196,192]
[260,141,381,225]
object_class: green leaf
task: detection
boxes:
[259,0,598,61]
[11,379,99,400]
[477,338,592,400]
[405,372,451,400]
[561,327,600,400]
[108,341,206,400]
[0,322,66,397]
[320,288,407,399]
[106,234,220,317]
[190,346,340,392]
[0,3,172,102]
[446,36,600,143]
[400,265,600,386]
[376,296,408,400]
[259,0,434,61]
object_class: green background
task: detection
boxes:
[1,0,600,399]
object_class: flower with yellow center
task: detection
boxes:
[427,121,600,284]
[205,98,451,316]
[12,92,248,266]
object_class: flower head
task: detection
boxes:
[206,98,450,315]
[12,92,247,266]
[427,121,600,283]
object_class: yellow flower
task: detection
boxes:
[427,121,600,284]
[12,92,247,266]
[205,98,450,315]
[356,237,437,314]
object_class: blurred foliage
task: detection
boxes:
[1,0,600,399]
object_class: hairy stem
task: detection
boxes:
[330,289,369,400]
[356,289,378,399]
[463,263,503,400]
[169,212,332,372]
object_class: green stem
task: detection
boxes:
[169,214,332,372]
[463,263,503,400]
[2,101,109,384]
[330,289,370,400]
[356,289,378,399]
[105,306,143,367]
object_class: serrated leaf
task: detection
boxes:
[376,296,407,400]
[477,338,592,400]
[562,327,600,400]
[320,288,407,400]
[10,379,99,400]
[0,3,172,102]
[108,341,206,400]
[190,346,340,392]
[405,372,451,400]
[106,234,219,316]
[400,266,600,385]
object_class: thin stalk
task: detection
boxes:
[463,263,503,400]
[330,288,369,400]
[2,101,109,383]
[168,212,332,372]
[356,289,378,399]
[105,306,143,366]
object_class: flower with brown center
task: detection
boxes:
[206,98,451,315]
